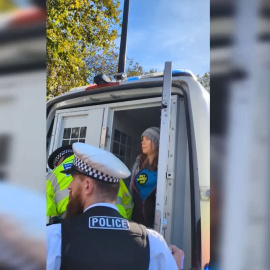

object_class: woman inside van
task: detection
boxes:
[129,127,160,228]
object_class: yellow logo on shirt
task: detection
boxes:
[137,173,148,185]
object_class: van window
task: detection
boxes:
[112,129,139,168]
[62,126,87,146]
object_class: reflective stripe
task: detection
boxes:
[47,173,58,190]
[123,201,133,210]
[55,188,70,204]
[122,191,131,198]
[47,155,74,217]
[48,173,68,205]
[119,182,133,214]
[116,195,123,205]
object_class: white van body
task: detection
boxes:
[46,67,210,269]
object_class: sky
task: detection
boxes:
[12,0,210,76]
[117,0,210,76]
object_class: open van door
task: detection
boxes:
[153,62,203,269]
[154,62,173,234]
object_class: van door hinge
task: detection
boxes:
[166,171,174,179]
[200,186,210,201]
[100,127,108,148]
[154,210,161,232]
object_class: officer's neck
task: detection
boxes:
[83,195,116,211]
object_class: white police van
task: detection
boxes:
[46,62,209,270]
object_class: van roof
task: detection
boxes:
[68,69,196,92]
[46,69,200,117]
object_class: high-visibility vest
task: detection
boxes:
[46,155,74,217]
[46,155,133,219]
[117,179,134,220]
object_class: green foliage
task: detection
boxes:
[197,71,210,93]
[46,0,121,97]
[0,0,16,12]
[85,47,157,83]
[125,58,144,77]
[145,68,158,74]
[85,47,118,80]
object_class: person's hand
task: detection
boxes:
[169,244,184,269]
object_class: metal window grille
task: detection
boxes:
[62,127,87,146]
[112,129,140,169]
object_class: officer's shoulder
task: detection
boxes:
[46,222,61,238]
[146,228,165,241]
[145,228,170,254]
[128,221,148,236]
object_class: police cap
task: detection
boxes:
[48,145,73,169]
[61,143,130,183]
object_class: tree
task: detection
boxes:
[197,71,210,93]
[85,47,157,83]
[0,0,16,12]
[46,0,121,97]
[85,47,118,81]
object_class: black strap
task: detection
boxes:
[46,216,63,226]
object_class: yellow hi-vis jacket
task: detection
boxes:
[46,155,133,219]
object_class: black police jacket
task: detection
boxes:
[61,206,150,270]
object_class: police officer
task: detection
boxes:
[47,142,184,270]
[46,145,133,222]
[47,145,74,219]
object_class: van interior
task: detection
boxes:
[110,106,160,187]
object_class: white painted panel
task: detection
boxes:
[85,108,104,147]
